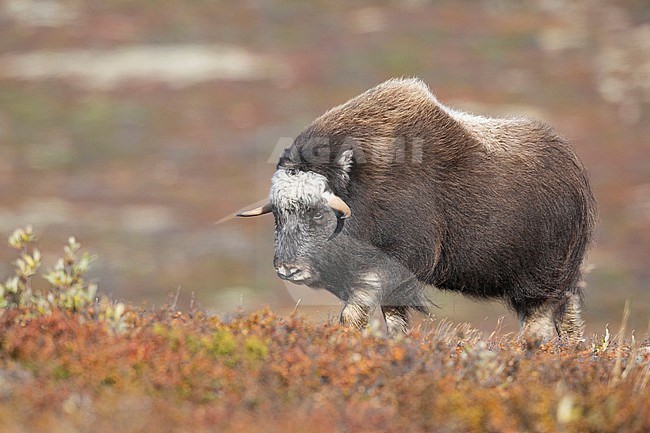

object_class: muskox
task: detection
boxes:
[238,78,596,341]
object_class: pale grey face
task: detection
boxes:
[236,168,351,284]
[270,169,347,284]
[270,169,329,213]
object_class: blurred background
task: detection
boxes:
[0,0,648,334]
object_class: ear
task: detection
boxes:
[336,149,354,178]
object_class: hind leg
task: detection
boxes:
[516,289,585,343]
[518,305,556,342]
[553,290,585,343]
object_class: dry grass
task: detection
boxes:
[0,232,648,433]
[0,301,648,433]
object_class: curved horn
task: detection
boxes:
[236,202,272,217]
[329,215,346,241]
[323,192,351,219]
[323,192,351,241]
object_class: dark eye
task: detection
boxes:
[313,211,324,221]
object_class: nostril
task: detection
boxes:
[277,265,289,276]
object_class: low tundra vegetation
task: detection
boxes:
[0,227,648,433]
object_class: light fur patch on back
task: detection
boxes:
[377,77,434,98]
[270,169,328,212]
[441,104,526,153]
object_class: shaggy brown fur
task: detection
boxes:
[272,78,596,342]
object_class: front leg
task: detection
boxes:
[338,272,382,330]
[377,260,428,337]
[381,306,410,336]
[339,303,372,329]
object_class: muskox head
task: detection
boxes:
[237,168,351,285]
